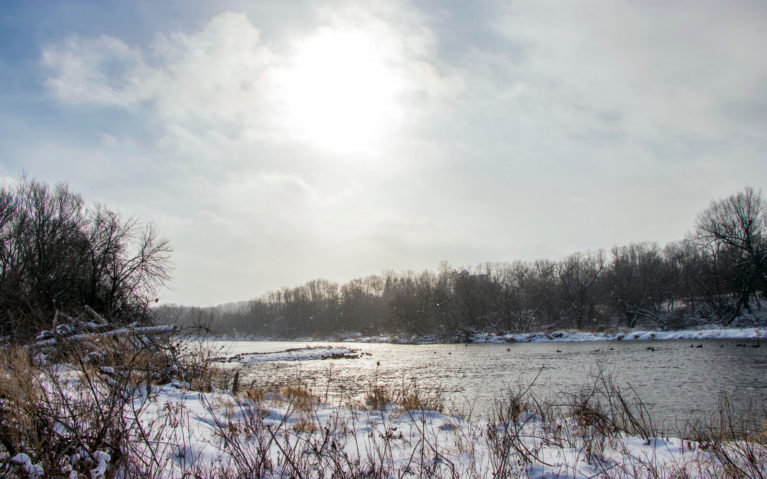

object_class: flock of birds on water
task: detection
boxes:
[503,342,761,353]
[438,341,760,355]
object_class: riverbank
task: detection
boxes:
[128,381,762,478]
[3,338,766,478]
[202,326,767,344]
[465,327,767,344]
[31,374,767,478]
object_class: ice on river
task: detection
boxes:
[215,345,363,364]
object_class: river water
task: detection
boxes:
[210,339,767,434]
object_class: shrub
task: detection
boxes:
[0,177,171,341]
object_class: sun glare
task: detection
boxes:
[276,28,405,155]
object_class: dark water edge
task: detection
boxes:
[211,338,767,435]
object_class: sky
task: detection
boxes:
[1,0,766,306]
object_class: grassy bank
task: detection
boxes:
[1,338,766,478]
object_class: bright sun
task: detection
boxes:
[276,28,405,155]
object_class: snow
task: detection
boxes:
[216,346,363,364]
[10,361,764,477]
[10,453,44,478]
[206,327,767,344]
[89,451,110,479]
[468,327,767,343]
[122,383,745,478]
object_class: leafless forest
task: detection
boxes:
[156,189,767,340]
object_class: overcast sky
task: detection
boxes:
[2,0,766,306]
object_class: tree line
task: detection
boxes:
[156,188,767,339]
[1,177,762,341]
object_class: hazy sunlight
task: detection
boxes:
[276,28,405,155]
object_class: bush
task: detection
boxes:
[0,177,171,341]
[0,342,156,477]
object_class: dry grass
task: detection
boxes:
[293,416,319,433]
[3,340,766,478]
[0,324,229,478]
[686,396,767,478]
[365,377,444,413]
[172,339,227,391]
[241,383,269,402]
[0,345,142,477]
[280,383,316,413]
[0,347,43,462]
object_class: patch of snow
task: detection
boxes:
[89,451,110,479]
[468,327,767,344]
[217,346,363,364]
[10,453,44,478]
[128,382,745,478]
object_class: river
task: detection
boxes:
[209,338,767,434]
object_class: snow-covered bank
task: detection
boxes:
[202,327,767,345]
[6,357,766,478]
[125,383,762,478]
[467,327,767,344]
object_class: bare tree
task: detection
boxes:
[0,178,172,339]
[557,251,606,329]
[486,262,547,333]
[696,187,767,319]
[606,243,667,328]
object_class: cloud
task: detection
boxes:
[490,1,767,143]
[21,1,767,305]
[42,34,154,108]
[149,12,276,125]
[42,12,276,129]
[41,8,456,147]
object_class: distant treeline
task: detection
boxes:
[155,188,767,339]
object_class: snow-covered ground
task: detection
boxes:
[120,383,760,477]
[209,327,767,344]
[6,361,765,478]
[467,327,767,344]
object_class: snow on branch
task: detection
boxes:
[28,307,177,351]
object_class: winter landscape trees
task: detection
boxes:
[0,177,171,341]
[156,188,767,339]
[2,177,763,341]
[696,187,767,320]
[0,179,765,477]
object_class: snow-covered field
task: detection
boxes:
[115,383,765,477]
[4,359,765,478]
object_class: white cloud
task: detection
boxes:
[23,1,767,305]
[43,12,276,131]
[42,35,155,108]
[149,12,276,125]
[42,9,456,152]
[491,1,767,143]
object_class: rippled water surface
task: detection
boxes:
[209,339,767,433]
